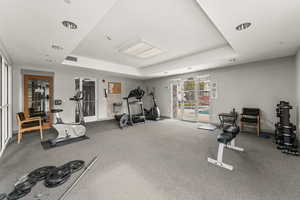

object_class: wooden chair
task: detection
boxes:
[16,112,43,144]
[240,108,260,136]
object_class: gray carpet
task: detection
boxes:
[0,119,299,200]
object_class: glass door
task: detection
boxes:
[1,55,12,157]
[171,80,182,119]
[75,78,97,122]
[171,76,211,123]
[24,75,53,129]
[182,78,197,122]
[197,77,211,123]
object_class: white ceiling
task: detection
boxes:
[0,0,300,79]
[0,0,119,66]
[72,0,227,68]
[197,0,300,62]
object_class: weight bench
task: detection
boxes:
[208,125,244,171]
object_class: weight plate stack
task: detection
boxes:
[44,166,71,188]
[7,188,31,200]
[0,193,7,200]
[28,166,56,182]
[15,177,37,192]
[63,160,85,174]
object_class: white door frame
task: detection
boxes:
[196,75,211,123]
[76,77,97,122]
[170,79,182,120]
[170,75,211,123]
[0,55,12,157]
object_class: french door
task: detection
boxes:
[0,54,12,157]
[171,76,211,123]
[197,76,211,123]
[75,78,97,122]
[171,80,181,119]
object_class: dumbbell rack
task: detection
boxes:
[275,101,299,156]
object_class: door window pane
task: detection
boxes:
[82,80,96,117]
[27,78,51,122]
[182,79,197,121]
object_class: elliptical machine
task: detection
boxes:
[49,90,87,146]
[144,91,160,121]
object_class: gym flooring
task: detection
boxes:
[0,119,299,200]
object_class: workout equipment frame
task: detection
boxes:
[115,87,146,128]
[49,91,86,146]
[208,138,244,171]
[275,101,299,155]
[144,91,160,121]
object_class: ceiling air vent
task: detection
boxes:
[119,41,163,59]
[65,56,78,62]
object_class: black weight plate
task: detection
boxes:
[0,193,7,200]
[44,174,70,188]
[63,160,85,173]
[44,166,71,188]
[28,166,56,181]
[7,188,31,200]
[15,178,37,192]
[120,114,128,128]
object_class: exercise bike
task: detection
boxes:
[144,91,160,121]
[49,91,87,146]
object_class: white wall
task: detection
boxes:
[144,57,296,132]
[12,64,143,131]
[296,49,300,137]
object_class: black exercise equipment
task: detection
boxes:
[0,194,7,200]
[44,166,72,188]
[115,87,146,128]
[28,166,56,181]
[14,178,37,192]
[0,194,6,200]
[4,160,86,199]
[144,91,160,121]
[208,124,244,171]
[69,90,85,124]
[275,101,299,156]
[218,108,238,128]
[57,156,98,200]
[6,175,36,200]
[62,160,85,173]
[7,188,31,200]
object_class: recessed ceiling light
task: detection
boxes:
[62,20,78,30]
[236,22,252,31]
[51,44,64,50]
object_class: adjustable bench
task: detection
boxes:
[208,125,244,171]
